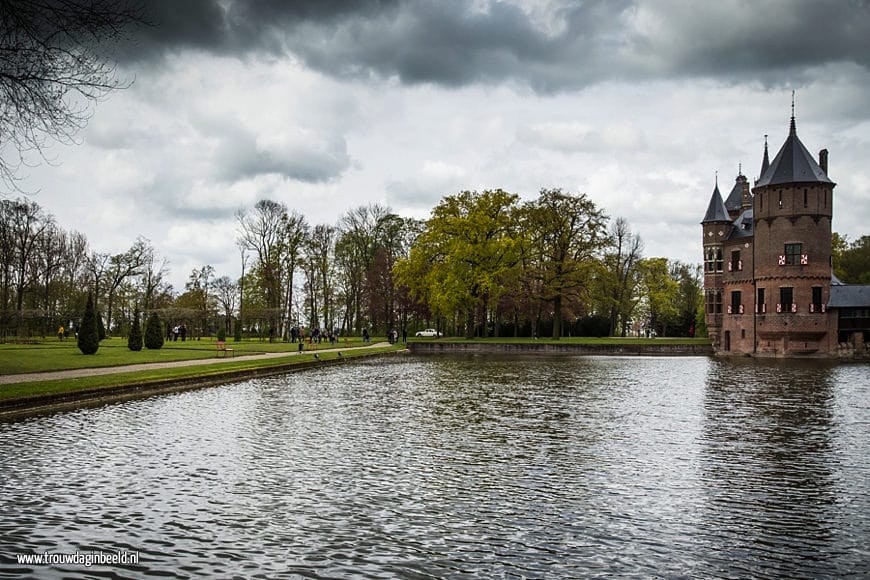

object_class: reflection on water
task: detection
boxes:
[0,355,868,578]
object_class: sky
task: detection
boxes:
[17,0,870,291]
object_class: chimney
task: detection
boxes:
[819,149,828,174]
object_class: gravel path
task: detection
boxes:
[0,342,392,385]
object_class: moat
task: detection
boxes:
[1,355,868,578]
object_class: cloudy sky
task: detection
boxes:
[20,0,870,290]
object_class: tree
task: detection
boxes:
[396,190,521,338]
[522,189,609,339]
[833,233,870,284]
[144,311,163,349]
[77,292,99,354]
[599,217,644,337]
[236,200,289,341]
[0,0,143,192]
[639,257,680,337]
[127,306,142,351]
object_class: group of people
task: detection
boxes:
[168,324,188,341]
[289,325,341,345]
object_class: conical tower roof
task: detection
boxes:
[702,181,730,223]
[755,116,834,188]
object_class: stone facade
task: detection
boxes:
[702,113,842,357]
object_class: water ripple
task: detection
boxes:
[1,355,868,578]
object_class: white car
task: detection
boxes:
[415,328,442,337]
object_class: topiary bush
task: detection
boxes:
[144,311,164,350]
[128,307,143,351]
[233,319,242,342]
[216,326,226,342]
[77,293,100,355]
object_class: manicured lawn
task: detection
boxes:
[0,346,399,403]
[0,336,385,375]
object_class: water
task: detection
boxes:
[1,355,868,578]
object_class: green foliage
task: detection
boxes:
[522,189,610,339]
[833,233,870,284]
[127,307,143,351]
[395,189,521,338]
[144,312,164,350]
[216,326,226,341]
[233,320,242,342]
[77,293,100,355]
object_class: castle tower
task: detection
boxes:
[701,178,731,350]
[752,111,837,354]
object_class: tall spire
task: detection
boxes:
[759,134,770,180]
[789,90,796,136]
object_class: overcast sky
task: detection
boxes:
[20,0,870,290]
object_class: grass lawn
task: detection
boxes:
[0,345,399,403]
[0,336,388,375]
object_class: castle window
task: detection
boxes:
[730,290,742,315]
[715,290,723,314]
[715,247,723,272]
[729,250,742,272]
[784,243,802,265]
[757,287,766,314]
[780,287,794,311]
[804,189,808,208]
[778,191,783,209]
[811,287,823,313]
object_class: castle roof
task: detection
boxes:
[724,173,749,212]
[755,116,834,188]
[828,285,870,309]
[728,208,753,239]
[702,182,730,223]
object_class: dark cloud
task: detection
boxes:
[119,0,870,92]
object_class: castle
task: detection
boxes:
[702,108,870,356]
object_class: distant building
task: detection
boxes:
[701,109,870,356]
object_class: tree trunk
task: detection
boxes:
[552,295,562,340]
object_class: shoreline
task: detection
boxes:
[0,350,405,421]
[407,341,714,356]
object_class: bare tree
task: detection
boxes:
[0,0,143,192]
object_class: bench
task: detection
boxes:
[216,340,235,357]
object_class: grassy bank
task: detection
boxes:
[0,336,382,375]
[0,345,400,407]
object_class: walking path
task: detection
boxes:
[0,342,393,385]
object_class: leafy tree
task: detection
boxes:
[522,189,609,339]
[77,292,99,355]
[833,233,870,284]
[639,257,680,337]
[144,311,164,350]
[396,190,521,338]
[127,306,142,351]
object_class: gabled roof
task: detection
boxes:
[828,285,870,308]
[702,182,730,223]
[755,117,835,188]
[728,209,753,240]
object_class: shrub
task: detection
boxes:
[128,307,143,351]
[144,312,164,349]
[77,293,100,355]
[233,319,242,342]
[216,327,226,342]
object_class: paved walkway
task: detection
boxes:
[0,342,393,385]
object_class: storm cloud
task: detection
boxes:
[123,0,870,92]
